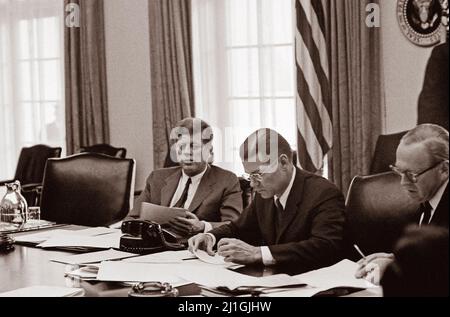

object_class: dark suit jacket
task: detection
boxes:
[418,42,449,130]
[420,184,448,228]
[127,165,243,228]
[209,168,346,273]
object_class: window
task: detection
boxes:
[0,0,65,180]
[192,0,296,175]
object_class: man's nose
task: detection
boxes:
[400,173,412,186]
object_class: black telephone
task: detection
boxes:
[120,220,185,254]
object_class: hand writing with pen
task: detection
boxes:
[354,251,394,285]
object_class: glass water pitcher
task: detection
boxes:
[0,180,28,226]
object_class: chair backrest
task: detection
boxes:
[238,177,254,209]
[370,131,408,174]
[344,172,419,260]
[14,144,62,184]
[40,153,135,227]
[79,144,127,158]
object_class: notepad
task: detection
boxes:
[0,286,85,297]
[140,202,187,224]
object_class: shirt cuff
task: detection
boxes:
[205,233,216,246]
[202,221,213,233]
[261,246,276,266]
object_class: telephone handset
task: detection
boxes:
[120,220,185,254]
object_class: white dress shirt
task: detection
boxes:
[169,165,212,232]
[419,179,448,226]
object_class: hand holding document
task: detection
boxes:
[140,202,187,224]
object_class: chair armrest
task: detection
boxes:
[21,183,42,192]
[0,179,14,187]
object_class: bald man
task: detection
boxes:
[188,128,346,273]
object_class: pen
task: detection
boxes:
[353,244,366,260]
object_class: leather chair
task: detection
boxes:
[238,177,254,210]
[0,144,62,205]
[40,153,135,227]
[79,144,127,158]
[344,172,420,260]
[370,131,408,174]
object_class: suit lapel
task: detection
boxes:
[188,166,215,213]
[160,169,182,207]
[276,168,306,243]
[431,184,449,227]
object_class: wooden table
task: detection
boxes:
[0,226,381,297]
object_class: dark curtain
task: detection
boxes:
[148,0,195,169]
[64,0,110,155]
[327,0,383,195]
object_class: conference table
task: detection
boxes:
[0,224,381,297]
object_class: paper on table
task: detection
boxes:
[38,231,123,249]
[51,249,138,264]
[193,249,227,265]
[96,261,189,286]
[264,259,377,297]
[66,265,100,280]
[0,286,85,297]
[123,250,195,263]
[14,227,121,244]
[176,265,305,290]
[140,202,187,224]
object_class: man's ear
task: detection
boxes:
[278,154,289,169]
[440,160,449,176]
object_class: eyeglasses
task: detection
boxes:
[389,160,446,183]
[242,161,278,183]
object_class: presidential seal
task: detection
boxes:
[397,0,445,46]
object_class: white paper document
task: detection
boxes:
[66,265,100,280]
[0,286,85,297]
[37,231,122,249]
[193,249,227,265]
[176,265,305,290]
[96,261,189,286]
[123,250,195,263]
[140,202,187,224]
[51,249,138,264]
[14,227,121,244]
[264,259,377,297]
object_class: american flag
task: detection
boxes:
[295,0,332,172]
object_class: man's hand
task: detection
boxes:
[188,233,215,255]
[168,211,205,235]
[355,252,394,285]
[217,238,262,265]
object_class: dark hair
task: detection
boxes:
[239,128,293,163]
[171,117,213,145]
[381,224,449,297]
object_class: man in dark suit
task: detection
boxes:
[418,42,449,130]
[188,128,346,273]
[356,124,448,283]
[381,225,448,297]
[127,118,242,236]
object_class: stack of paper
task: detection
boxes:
[0,286,85,297]
[264,260,377,297]
[123,250,195,263]
[15,227,123,251]
[51,249,138,265]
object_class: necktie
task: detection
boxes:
[275,198,284,213]
[173,178,192,208]
[420,201,433,226]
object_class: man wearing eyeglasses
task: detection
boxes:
[126,117,243,237]
[355,123,448,284]
[188,128,346,273]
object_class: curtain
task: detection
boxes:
[0,0,64,180]
[328,0,383,194]
[64,0,109,155]
[149,0,195,169]
[192,0,297,175]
